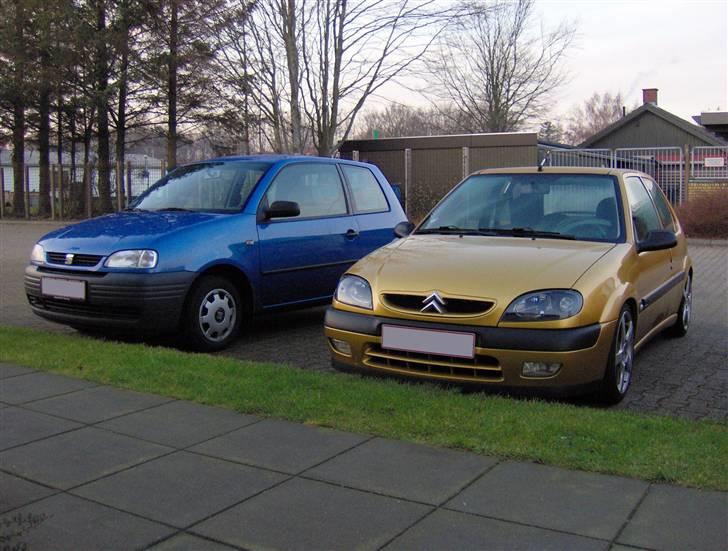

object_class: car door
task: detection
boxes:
[339,164,395,257]
[640,175,687,316]
[257,162,360,307]
[624,176,674,340]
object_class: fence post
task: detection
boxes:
[50,165,56,220]
[404,148,412,218]
[24,165,30,219]
[58,167,65,221]
[161,159,167,175]
[85,162,92,219]
[115,160,123,211]
[0,167,4,219]
[126,160,132,204]
[462,147,470,178]
[683,144,690,204]
[352,150,359,162]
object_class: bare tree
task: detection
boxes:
[427,0,574,133]
[354,103,476,139]
[564,91,634,145]
[539,120,564,143]
[245,0,448,156]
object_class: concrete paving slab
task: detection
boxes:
[0,406,81,451]
[0,426,172,489]
[0,363,37,379]
[307,437,497,505]
[0,471,57,514]
[0,493,174,551]
[385,508,608,550]
[0,371,96,404]
[193,477,431,551]
[149,533,238,550]
[73,451,286,528]
[99,400,260,448]
[191,418,368,474]
[446,461,648,540]
[26,385,173,424]
[618,484,728,550]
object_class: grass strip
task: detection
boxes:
[1,325,726,491]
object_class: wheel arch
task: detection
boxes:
[185,263,256,318]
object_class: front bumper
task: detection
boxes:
[324,308,616,391]
[25,265,196,333]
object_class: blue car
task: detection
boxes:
[25,156,407,350]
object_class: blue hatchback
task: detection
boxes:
[25,156,407,350]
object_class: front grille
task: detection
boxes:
[382,293,494,315]
[363,344,503,382]
[46,252,103,267]
[27,294,140,321]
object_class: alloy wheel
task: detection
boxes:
[614,309,634,394]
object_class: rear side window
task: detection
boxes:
[264,163,348,218]
[341,165,389,213]
[625,176,662,241]
[640,177,675,232]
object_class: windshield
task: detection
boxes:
[131,162,271,212]
[418,173,623,242]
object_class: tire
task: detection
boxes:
[666,274,692,338]
[597,304,635,404]
[183,275,242,351]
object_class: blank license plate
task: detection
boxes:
[41,277,86,301]
[382,325,475,359]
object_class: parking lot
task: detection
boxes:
[1,220,726,422]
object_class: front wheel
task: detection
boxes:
[597,304,635,404]
[183,275,242,351]
[666,274,691,338]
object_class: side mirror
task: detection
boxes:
[264,200,300,220]
[394,221,415,238]
[636,230,677,253]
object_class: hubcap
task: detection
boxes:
[199,288,236,343]
[682,277,692,330]
[614,309,634,394]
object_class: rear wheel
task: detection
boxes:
[183,275,242,351]
[666,274,691,338]
[598,304,635,404]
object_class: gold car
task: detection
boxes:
[324,167,692,403]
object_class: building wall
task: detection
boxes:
[588,112,714,149]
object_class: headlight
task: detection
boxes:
[30,244,45,264]
[335,275,373,310]
[502,290,583,321]
[105,250,158,269]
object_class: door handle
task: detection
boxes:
[345,229,359,239]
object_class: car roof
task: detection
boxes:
[473,166,640,176]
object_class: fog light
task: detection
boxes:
[522,361,562,377]
[329,338,352,356]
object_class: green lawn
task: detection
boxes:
[1,325,726,491]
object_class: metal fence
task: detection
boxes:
[0,160,166,220]
[540,146,687,204]
[691,146,728,181]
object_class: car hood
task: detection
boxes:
[38,211,227,255]
[353,234,616,302]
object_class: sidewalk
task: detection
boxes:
[1,363,726,550]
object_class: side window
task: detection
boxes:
[640,177,675,232]
[341,165,389,213]
[264,163,347,218]
[624,176,662,242]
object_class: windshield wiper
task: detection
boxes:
[155,207,191,212]
[478,227,575,240]
[123,207,148,212]
[416,225,496,236]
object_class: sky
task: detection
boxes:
[374,0,728,130]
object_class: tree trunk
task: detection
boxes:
[282,0,302,153]
[116,1,130,174]
[166,0,178,171]
[95,0,112,212]
[11,0,26,217]
[38,84,51,216]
